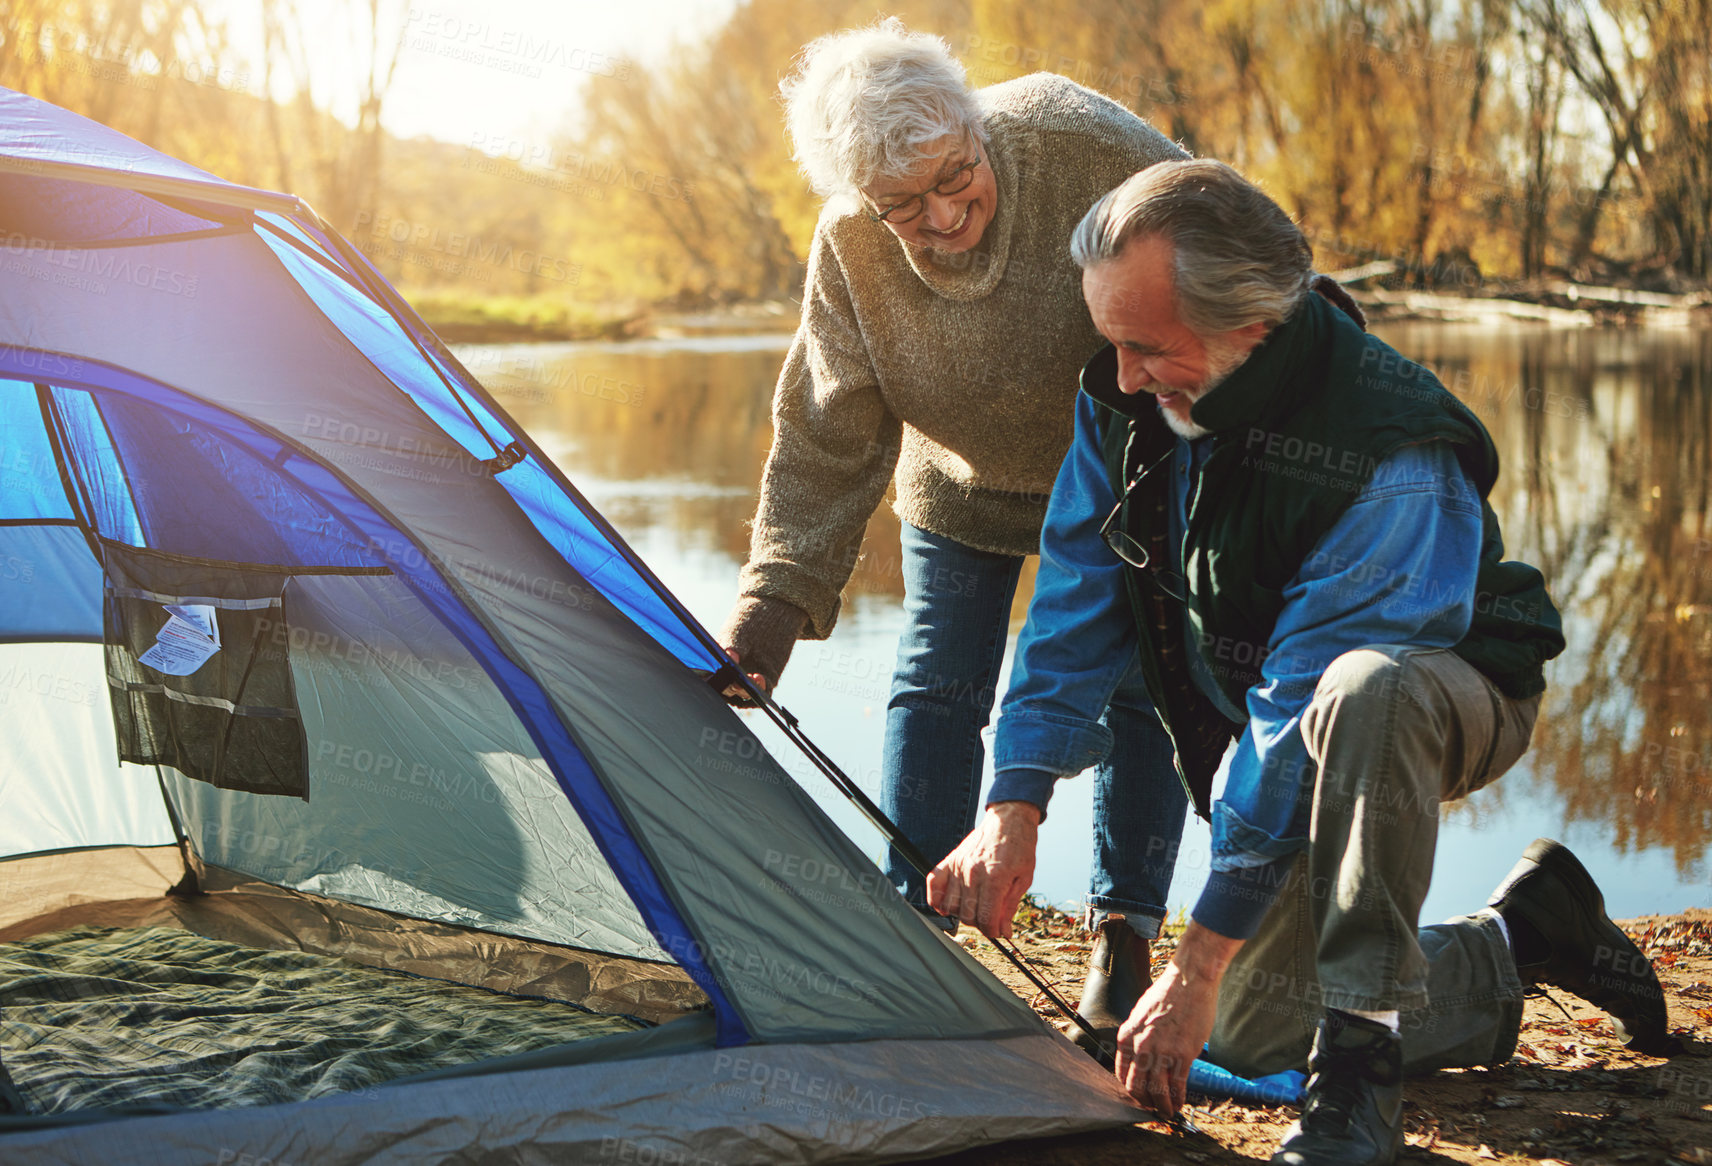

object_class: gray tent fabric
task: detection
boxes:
[170,571,671,960]
[0,1033,1140,1165]
[0,152,1040,1047]
[0,88,1147,1160]
[0,178,1040,1047]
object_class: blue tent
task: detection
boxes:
[0,88,1138,1161]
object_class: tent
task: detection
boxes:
[0,88,1141,1161]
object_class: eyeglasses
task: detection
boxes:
[1099,445,1188,603]
[865,148,983,225]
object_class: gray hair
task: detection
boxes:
[1071,160,1313,334]
[780,18,986,200]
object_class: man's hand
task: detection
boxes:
[1114,922,1243,1119]
[926,802,1042,938]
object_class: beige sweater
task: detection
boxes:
[738,73,1186,640]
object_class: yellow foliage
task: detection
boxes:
[3,0,1706,304]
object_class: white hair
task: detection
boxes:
[780,18,986,200]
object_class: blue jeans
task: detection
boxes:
[881,523,1188,933]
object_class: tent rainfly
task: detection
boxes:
[0,88,1142,1162]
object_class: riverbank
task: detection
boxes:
[403,289,650,342]
[1357,281,1712,328]
[406,289,801,343]
[411,284,1711,345]
[929,901,1710,1165]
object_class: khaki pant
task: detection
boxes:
[1206,646,1541,1078]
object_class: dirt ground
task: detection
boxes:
[925,903,1712,1165]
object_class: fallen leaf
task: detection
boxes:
[1477,1144,1497,1159]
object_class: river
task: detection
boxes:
[456,321,1712,923]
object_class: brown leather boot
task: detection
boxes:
[1070,916,1152,1066]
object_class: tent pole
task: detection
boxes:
[150,766,200,897]
[282,208,1114,1059]
[37,385,200,897]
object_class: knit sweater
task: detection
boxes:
[736,73,1187,639]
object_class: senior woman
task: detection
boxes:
[718,19,1187,1050]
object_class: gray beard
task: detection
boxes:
[1159,338,1250,440]
[1159,409,1211,441]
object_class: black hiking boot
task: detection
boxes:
[1271,1011,1403,1166]
[1068,916,1150,1067]
[1486,837,1677,1056]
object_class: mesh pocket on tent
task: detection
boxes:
[102,546,307,799]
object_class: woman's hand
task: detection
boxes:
[715,596,808,706]
[720,647,770,704]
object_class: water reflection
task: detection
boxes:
[1382,325,1712,882]
[459,323,1712,916]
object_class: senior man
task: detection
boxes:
[928,160,1673,1165]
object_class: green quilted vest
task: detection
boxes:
[1086,291,1564,814]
